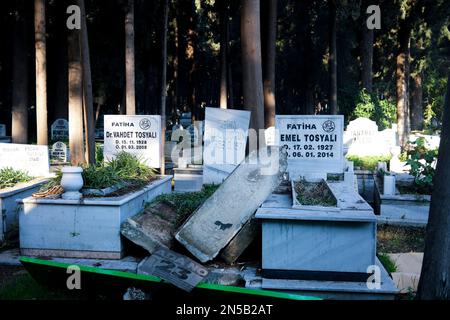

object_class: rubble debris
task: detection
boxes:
[121,202,178,254]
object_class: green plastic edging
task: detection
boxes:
[19,256,320,301]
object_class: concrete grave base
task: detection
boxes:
[19,176,172,259]
[0,178,48,243]
[245,259,398,300]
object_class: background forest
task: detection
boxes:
[0,0,449,143]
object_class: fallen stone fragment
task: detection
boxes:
[175,146,286,263]
[221,218,259,264]
[120,202,178,254]
[138,247,209,292]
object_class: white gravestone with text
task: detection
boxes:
[104,115,162,168]
[276,115,344,179]
[50,142,68,163]
[344,118,394,156]
[203,107,251,185]
[50,119,69,141]
[0,143,50,177]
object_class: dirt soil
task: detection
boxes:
[377,225,426,253]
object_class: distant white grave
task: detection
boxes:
[203,107,251,184]
[50,119,69,141]
[0,124,5,137]
[344,118,396,156]
[50,141,68,163]
[0,143,50,177]
[276,115,344,179]
[103,115,162,168]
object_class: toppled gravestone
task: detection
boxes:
[175,146,287,263]
[121,202,179,254]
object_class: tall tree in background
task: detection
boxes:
[160,0,169,175]
[78,0,96,164]
[12,1,29,144]
[396,14,412,148]
[262,0,277,128]
[417,71,450,299]
[35,0,48,145]
[219,0,229,109]
[125,0,136,115]
[360,0,374,93]
[410,71,423,130]
[241,0,265,133]
[68,22,85,165]
[328,0,338,114]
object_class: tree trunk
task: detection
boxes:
[410,73,423,131]
[219,0,228,109]
[160,0,169,174]
[396,20,412,148]
[262,0,277,128]
[78,0,96,164]
[125,0,136,115]
[35,0,48,145]
[241,0,265,134]
[416,73,450,299]
[328,0,338,115]
[68,26,85,165]
[361,0,374,93]
[12,4,29,144]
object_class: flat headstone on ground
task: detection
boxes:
[276,115,344,179]
[0,143,50,177]
[138,247,209,292]
[0,124,6,137]
[203,107,251,185]
[104,115,162,168]
[50,141,68,162]
[176,146,284,263]
[50,119,69,141]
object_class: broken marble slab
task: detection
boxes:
[121,202,179,254]
[175,146,286,263]
[220,218,259,264]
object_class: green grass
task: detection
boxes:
[377,225,426,253]
[346,155,392,171]
[0,167,34,189]
[148,184,220,224]
[377,253,397,274]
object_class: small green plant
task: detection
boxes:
[346,155,392,171]
[405,138,438,194]
[0,168,34,189]
[41,152,157,192]
[377,253,397,274]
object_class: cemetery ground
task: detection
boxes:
[0,222,426,300]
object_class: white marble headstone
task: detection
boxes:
[103,115,162,168]
[345,117,392,156]
[50,141,68,163]
[276,115,344,179]
[50,119,69,141]
[0,143,50,177]
[203,107,251,185]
